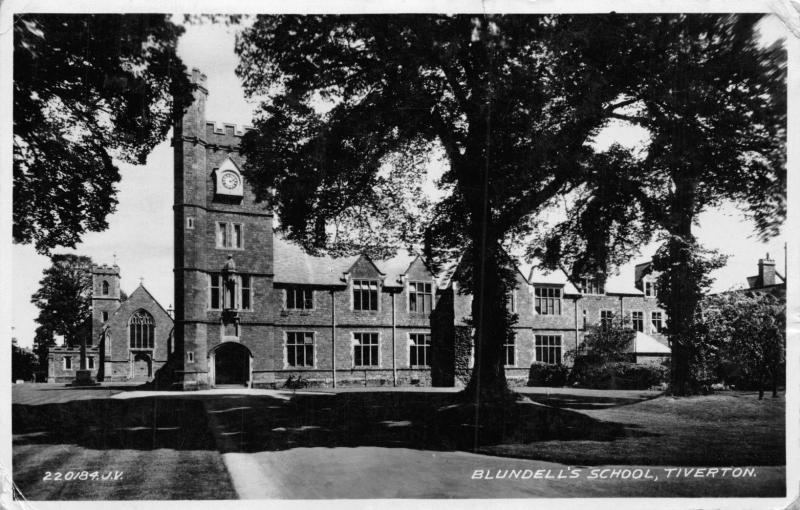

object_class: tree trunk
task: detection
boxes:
[463,242,514,403]
[670,341,692,396]
[662,178,700,397]
[771,369,778,398]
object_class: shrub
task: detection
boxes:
[283,375,310,389]
[528,362,569,387]
[569,356,667,389]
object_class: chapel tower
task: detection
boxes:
[91,263,121,345]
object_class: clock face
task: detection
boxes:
[221,171,240,190]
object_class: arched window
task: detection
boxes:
[102,280,109,295]
[129,310,155,349]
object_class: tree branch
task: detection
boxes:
[603,97,640,112]
[497,172,574,231]
[429,105,463,168]
[609,113,650,124]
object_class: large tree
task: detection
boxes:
[12,338,40,383]
[13,14,194,254]
[32,325,56,378]
[31,254,94,370]
[698,291,785,399]
[537,14,786,395]
[235,15,646,399]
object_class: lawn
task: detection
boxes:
[198,387,784,466]
[487,389,785,466]
[12,383,785,500]
[12,384,237,500]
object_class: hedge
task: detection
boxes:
[568,356,667,389]
[528,362,569,387]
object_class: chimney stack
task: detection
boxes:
[758,253,776,287]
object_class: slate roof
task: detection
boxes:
[373,253,420,288]
[634,261,652,288]
[631,331,671,354]
[522,260,645,296]
[436,256,463,289]
[273,235,649,296]
[272,236,423,287]
[524,264,581,295]
[604,278,645,296]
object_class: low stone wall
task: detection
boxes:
[253,368,433,389]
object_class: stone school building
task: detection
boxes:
[48,68,670,388]
[165,68,669,390]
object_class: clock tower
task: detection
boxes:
[172,68,274,390]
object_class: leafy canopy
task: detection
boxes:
[235,15,679,397]
[14,14,194,253]
[697,291,785,382]
[567,314,637,363]
[537,14,785,278]
[31,254,94,348]
[235,15,647,261]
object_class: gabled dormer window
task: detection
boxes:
[644,277,657,298]
[534,286,562,315]
[408,281,433,314]
[353,280,379,311]
[579,276,605,295]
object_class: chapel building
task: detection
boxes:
[46,264,174,383]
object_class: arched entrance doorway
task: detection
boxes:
[210,342,252,387]
[131,352,152,380]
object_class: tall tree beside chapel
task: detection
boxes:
[31,255,94,369]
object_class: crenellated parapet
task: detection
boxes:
[204,121,255,150]
[91,264,120,276]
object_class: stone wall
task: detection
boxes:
[47,347,101,383]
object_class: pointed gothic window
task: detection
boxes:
[129,310,155,349]
[102,280,109,295]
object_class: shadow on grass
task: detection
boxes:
[12,391,654,454]
[38,384,150,392]
[521,393,657,410]
[13,396,220,451]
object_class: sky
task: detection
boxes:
[10,15,790,349]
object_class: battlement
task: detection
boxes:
[190,67,208,90]
[206,120,255,139]
[91,264,120,275]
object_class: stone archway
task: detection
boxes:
[210,342,252,387]
[131,352,153,380]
